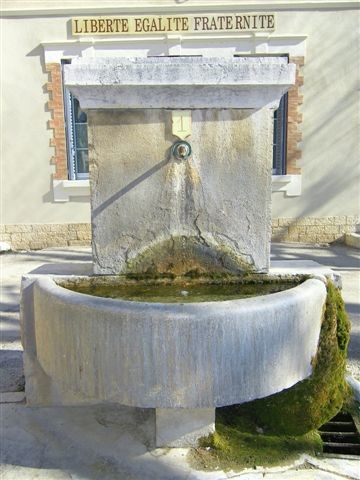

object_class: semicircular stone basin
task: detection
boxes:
[22,275,327,409]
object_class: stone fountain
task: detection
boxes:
[20,56,327,447]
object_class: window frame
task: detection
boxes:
[272,93,288,176]
[62,59,89,180]
[45,38,304,199]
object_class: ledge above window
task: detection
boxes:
[53,179,90,202]
[272,174,302,197]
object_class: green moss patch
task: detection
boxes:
[124,235,256,276]
[232,280,351,436]
[192,420,322,471]
[191,281,351,471]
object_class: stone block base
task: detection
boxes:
[1,216,358,251]
[0,223,91,251]
[155,408,215,448]
[345,233,360,249]
[272,215,359,243]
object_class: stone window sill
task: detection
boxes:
[53,179,90,202]
[272,175,302,197]
[53,176,301,202]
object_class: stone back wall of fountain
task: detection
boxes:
[62,56,295,276]
[89,108,272,276]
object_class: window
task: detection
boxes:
[61,60,287,179]
[62,60,89,180]
[272,94,288,175]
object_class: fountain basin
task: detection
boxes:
[21,275,326,409]
[19,56,318,448]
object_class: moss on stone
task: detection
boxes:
[125,272,176,281]
[191,281,351,470]
[227,280,351,436]
[191,418,323,471]
[124,236,256,276]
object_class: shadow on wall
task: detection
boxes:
[22,17,360,217]
[92,158,169,219]
[277,20,359,221]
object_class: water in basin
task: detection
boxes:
[61,276,304,303]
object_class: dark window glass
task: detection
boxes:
[273,94,288,175]
[62,60,89,180]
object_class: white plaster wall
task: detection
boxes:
[1,4,359,224]
[270,10,360,219]
[0,16,91,224]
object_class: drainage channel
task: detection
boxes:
[318,411,360,456]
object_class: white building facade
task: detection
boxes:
[1,0,359,250]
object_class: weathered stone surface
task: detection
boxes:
[0,350,24,393]
[62,56,297,274]
[1,216,358,251]
[89,109,272,275]
[19,56,301,449]
[0,223,92,251]
[21,275,326,409]
[155,408,215,448]
[345,233,360,249]
[64,56,295,109]
[271,216,359,243]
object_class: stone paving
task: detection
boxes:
[0,244,359,479]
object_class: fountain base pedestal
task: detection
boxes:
[155,408,215,448]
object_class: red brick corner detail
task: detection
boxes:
[287,56,304,175]
[46,63,68,180]
[44,58,304,179]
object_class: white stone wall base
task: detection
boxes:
[345,233,360,249]
[155,408,215,448]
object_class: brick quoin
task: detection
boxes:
[287,56,304,175]
[44,58,304,181]
[46,63,68,180]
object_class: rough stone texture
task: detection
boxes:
[0,392,25,403]
[64,56,295,110]
[0,350,24,393]
[1,217,359,251]
[155,408,215,448]
[63,56,293,275]
[345,233,360,249]
[89,109,273,275]
[21,275,326,409]
[271,215,360,243]
[0,223,91,250]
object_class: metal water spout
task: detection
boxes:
[171,140,192,161]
